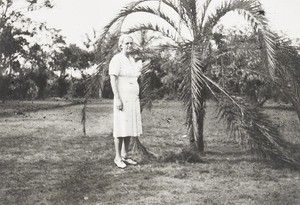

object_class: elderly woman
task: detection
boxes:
[109,34,143,168]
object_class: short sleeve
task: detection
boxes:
[109,55,120,76]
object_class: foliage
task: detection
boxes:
[0,73,37,100]
[49,44,96,98]
[49,76,70,97]
[0,74,13,100]
[68,75,99,98]
[25,43,48,99]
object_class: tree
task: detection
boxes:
[49,44,96,98]
[0,0,66,100]
[94,0,299,168]
[51,44,95,76]
[0,0,54,74]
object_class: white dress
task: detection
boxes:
[109,53,143,138]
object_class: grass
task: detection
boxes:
[0,99,300,205]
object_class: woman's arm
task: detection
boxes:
[110,75,123,111]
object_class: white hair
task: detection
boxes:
[118,34,133,49]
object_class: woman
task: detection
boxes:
[109,34,143,168]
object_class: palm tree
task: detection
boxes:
[93,0,299,168]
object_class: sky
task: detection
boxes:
[24,0,300,47]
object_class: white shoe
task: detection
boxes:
[122,157,138,165]
[114,159,126,168]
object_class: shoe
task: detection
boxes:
[122,157,138,165]
[114,158,126,168]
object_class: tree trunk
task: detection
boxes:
[196,114,205,152]
[37,87,45,100]
[189,102,205,154]
[98,76,105,99]
[189,117,205,153]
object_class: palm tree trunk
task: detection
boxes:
[190,116,204,153]
[189,101,205,154]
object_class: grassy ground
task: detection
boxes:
[0,99,299,205]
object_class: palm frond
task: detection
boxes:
[198,0,213,33]
[83,61,107,97]
[154,0,191,30]
[134,32,162,48]
[252,18,276,78]
[203,0,260,37]
[217,98,299,169]
[178,42,246,116]
[139,61,156,111]
[201,0,276,78]
[80,61,106,137]
[178,45,207,151]
[97,0,190,46]
[95,33,119,62]
[129,5,184,38]
[179,0,198,34]
[124,23,180,43]
[236,4,276,79]
[201,71,246,114]
[96,0,149,46]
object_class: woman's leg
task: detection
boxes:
[114,137,123,161]
[121,137,131,158]
[114,137,126,168]
[121,137,138,165]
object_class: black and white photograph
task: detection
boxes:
[1,0,300,204]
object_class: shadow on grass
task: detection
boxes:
[0,158,112,205]
[0,130,117,205]
[159,148,205,164]
[51,160,110,205]
[207,148,300,170]
[0,100,83,119]
[206,150,259,164]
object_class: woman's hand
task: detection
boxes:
[115,98,123,111]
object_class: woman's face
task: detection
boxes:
[120,36,133,54]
